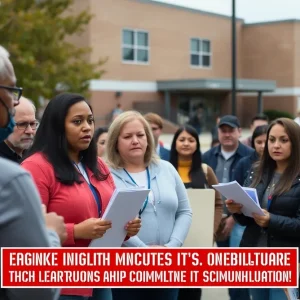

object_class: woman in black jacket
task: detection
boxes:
[234,124,268,185]
[226,118,300,300]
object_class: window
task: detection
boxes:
[190,38,211,68]
[122,29,149,64]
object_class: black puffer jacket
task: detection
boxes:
[234,172,300,254]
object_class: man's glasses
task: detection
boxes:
[15,121,39,130]
[0,85,23,106]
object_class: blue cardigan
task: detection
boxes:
[110,160,192,247]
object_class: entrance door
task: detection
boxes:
[178,93,221,132]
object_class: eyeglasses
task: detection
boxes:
[15,121,39,130]
[0,85,23,106]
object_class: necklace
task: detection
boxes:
[267,179,276,191]
[267,178,276,210]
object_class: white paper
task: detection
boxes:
[89,188,150,247]
[212,181,265,218]
[287,288,298,300]
[243,187,260,207]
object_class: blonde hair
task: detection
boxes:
[106,111,159,169]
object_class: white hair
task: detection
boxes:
[0,46,11,80]
[19,96,37,113]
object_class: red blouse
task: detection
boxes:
[21,152,115,297]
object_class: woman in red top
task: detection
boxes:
[21,93,141,300]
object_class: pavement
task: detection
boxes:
[159,129,252,299]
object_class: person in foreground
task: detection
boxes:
[0,46,66,299]
[21,93,141,300]
[105,111,192,300]
[226,118,300,300]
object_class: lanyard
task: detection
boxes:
[267,179,276,211]
[74,162,102,217]
[123,167,151,218]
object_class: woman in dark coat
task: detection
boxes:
[226,118,300,300]
[234,124,268,186]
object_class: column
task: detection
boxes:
[257,91,263,114]
[164,91,171,120]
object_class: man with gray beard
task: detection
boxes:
[0,96,37,163]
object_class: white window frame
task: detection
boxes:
[121,28,150,65]
[190,37,212,69]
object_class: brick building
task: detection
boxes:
[69,0,300,129]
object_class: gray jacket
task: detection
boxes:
[0,158,59,300]
[111,160,192,247]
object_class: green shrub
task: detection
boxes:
[263,110,294,121]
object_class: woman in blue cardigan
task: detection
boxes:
[105,111,192,300]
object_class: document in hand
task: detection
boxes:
[243,187,259,205]
[89,188,150,248]
[212,181,265,218]
[285,288,298,300]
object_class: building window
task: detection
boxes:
[122,29,149,64]
[190,38,211,68]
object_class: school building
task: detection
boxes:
[69,0,300,130]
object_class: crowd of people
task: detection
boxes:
[1,43,300,300]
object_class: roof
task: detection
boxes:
[157,78,276,92]
[131,0,244,21]
[244,19,300,27]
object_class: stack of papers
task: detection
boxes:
[89,188,150,247]
[286,288,298,300]
[212,181,265,218]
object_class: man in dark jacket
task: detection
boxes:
[0,45,66,300]
[203,115,254,300]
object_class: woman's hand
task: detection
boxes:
[225,199,243,214]
[125,217,141,237]
[74,218,112,240]
[253,209,270,228]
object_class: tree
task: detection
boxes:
[0,0,106,105]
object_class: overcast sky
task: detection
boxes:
[157,0,300,23]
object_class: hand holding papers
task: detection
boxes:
[89,188,150,247]
[212,181,265,218]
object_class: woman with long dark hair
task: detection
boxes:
[234,124,268,186]
[169,125,222,300]
[226,118,300,300]
[21,93,141,300]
